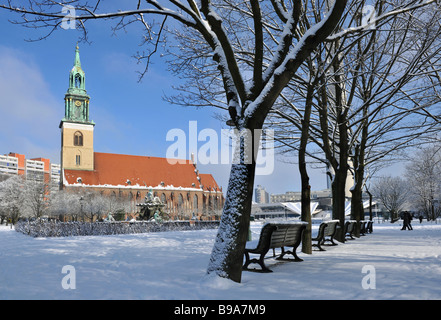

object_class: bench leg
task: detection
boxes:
[242,251,273,273]
[242,251,252,270]
[276,247,303,262]
[312,238,326,251]
[328,237,338,246]
[345,233,355,240]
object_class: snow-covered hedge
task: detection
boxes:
[14,220,220,238]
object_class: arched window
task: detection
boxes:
[161,193,166,205]
[178,194,184,213]
[193,195,198,211]
[75,74,81,88]
[74,131,83,146]
[214,196,218,211]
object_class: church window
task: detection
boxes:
[74,131,83,146]
[178,193,184,213]
[75,74,81,88]
[75,155,81,166]
[193,195,198,210]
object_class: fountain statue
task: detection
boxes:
[136,189,167,221]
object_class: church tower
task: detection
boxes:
[60,44,95,171]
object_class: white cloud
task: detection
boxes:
[0,46,61,161]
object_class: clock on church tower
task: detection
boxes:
[59,44,95,172]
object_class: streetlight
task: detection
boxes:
[79,196,84,222]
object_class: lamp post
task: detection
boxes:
[79,196,84,222]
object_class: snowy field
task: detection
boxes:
[1,221,441,300]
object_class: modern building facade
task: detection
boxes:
[254,185,269,204]
[0,152,60,190]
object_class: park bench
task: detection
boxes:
[366,221,373,233]
[344,220,356,240]
[243,222,307,273]
[359,221,367,236]
[312,220,340,251]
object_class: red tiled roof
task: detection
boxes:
[64,152,209,189]
[199,173,221,191]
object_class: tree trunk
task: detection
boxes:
[332,168,347,242]
[206,125,260,283]
[299,83,315,254]
[300,172,312,254]
[350,183,363,237]
[350,145,361,237]
[206,162,256,283]
[367,190,373,221]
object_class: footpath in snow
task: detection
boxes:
[1,221,441,300]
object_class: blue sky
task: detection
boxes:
[0,4,330,195]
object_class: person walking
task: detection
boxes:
[401,211,408,230]
[401,211,413,230]
[407,211,413,230]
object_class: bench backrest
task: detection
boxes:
[254,223,307,252]
[253,224,278,253]
[269,224,305,248]
[345,221,356,233]
[323,221,339,236]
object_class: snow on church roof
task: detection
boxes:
[63,152,221,192]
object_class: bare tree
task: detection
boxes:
[405,144,441,221]
[78,190,107,222]
[269,0,441,239]
[0,175,26,224]
[50,189,83,221]
[372,175,408,221]
[23,180,51,220]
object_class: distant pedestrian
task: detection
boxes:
[401,211,413,230]
[407,212,413,230]
[419,215,423,223]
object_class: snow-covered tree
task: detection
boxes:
[405,144,441,221]
[81,190,108,222]
[0,175,26,224]
[23,180,51,220]
[269,0,441,239]
[50,189,82,221]
[372,175,409,221]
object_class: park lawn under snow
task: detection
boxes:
[1,221,441,300]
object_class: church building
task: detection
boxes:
[60,45,224,220]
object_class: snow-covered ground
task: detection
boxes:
[1,221,441,300]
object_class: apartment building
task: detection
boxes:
[0,152,60,189]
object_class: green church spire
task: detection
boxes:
[60,44,94,127]
[68,43,86,94]
[74,42,81,68]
